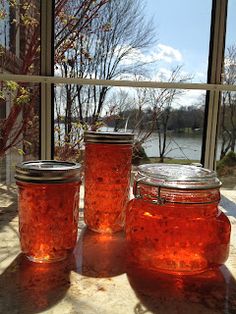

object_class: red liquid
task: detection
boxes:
[84,143,132,233]
[17,181,80,262]
[126,187,231,274]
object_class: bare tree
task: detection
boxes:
[101,67,192,163]
[0,0,108,159]
[130,67,191,162]
[54,0,156,145]
[220,45,236,159]
[0,0,40,159]
[152,66,192,162]
[103,90,134,132]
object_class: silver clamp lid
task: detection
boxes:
[135,163,221,190]
[15,160,82,183]
[84,131,134,144]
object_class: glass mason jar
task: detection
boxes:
[84,131,134,233]
[126,164,231,275]
[15,160,82,263]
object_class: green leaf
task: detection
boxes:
[6,81,19,91]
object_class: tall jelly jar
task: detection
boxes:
[15,160,82,263]
[126,164,231,275]
[84,131,134,233]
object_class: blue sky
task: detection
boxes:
[144,0,236,81]
[133,0,236,107]
[226,0,236,47]
[144,0,212,83]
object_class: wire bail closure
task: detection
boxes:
[133,178,165,205]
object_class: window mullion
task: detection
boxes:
[40,0,54,160]
[202,0,228,170]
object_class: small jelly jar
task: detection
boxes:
[15,160,82,263]
[125,164,231,275]
[84,131,134,233]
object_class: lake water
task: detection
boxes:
[56,124,222,161]
[143,134,203,160]
[100,127,222,161]
[144,133,224,161]
[144,133,222,161]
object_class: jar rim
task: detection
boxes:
[136,163,221,190]
[84,131,134,144]
[15,160,82,183]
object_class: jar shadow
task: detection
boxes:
[73,227,126,278]
[126,264,236,314]
[0,253,74,313]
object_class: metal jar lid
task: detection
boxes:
[84,131,134,144]
[135,163,221,190]
[15,160,82,183]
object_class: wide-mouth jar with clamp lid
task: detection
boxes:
[125,164,231,275]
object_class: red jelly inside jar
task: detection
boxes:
[15,160,81,263]
[125,164,231,275]
[84,132,134,233]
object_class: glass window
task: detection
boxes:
[54,0,212,83]
[0,0,234,188]
[0,82,40,183]
[54,84,205,166]
[216,0,236,190]
[143,0,212,83]
[0,1,10,49]
[53,0,210,165]
[0,0,40,75]
[0,1,40,184]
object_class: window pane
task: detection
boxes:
[0,1,41,75]
[0,82,40,184]
[53,0,210,164]
[54,84,205,166]
[216,0,236,191]
[141,0,212,83]
[54,0,211,84]
[0,0,41,184]
[216,92,236,190]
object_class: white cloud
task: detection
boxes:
[119,43,183,65]
[152,67,174,81]
[173,89,205,108]
[156,44,182,63]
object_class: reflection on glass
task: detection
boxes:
[0,83,40,184]
[74,227,126,278]
[0,0,40,184]
[0,1,40,75]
